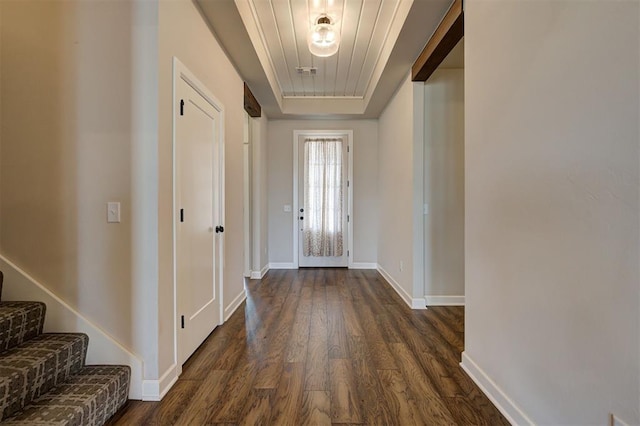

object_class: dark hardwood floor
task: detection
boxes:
[107,269,509,425]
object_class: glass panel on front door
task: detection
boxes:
[303,138,344,258]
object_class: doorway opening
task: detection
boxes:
[292,130,353,268]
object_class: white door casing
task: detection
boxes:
[293,130,353,268]
[173,58,225,367]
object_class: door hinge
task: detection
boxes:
[181,315,185,329]
[347,180,350,188]
[347,145,350,153]
[347,250,350,257]
[347,214,350,222]
[180,208,184,223]
[180,99,185,116]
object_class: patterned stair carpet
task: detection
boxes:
[2,366,130,426]
[0,272,130,425]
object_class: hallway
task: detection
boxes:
[107,269,508,425]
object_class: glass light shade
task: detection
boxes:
[307,15,340,57]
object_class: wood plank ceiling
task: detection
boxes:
[199,0,454,117]
[246,0,402,98]
[235,0,416,114]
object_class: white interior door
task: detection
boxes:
[176,75,222,365]
[297,134,349,267]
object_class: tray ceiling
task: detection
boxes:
[197,0,453,117]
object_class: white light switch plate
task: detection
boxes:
[107,202,121,223]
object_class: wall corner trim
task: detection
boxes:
[250,264,269,280]
[425,295,465,306]
[411,298,427,309]
[376,264,426,310]
[0,254,144,399]
[460,352,534,426]
[224,287,247,321]
[142,363,179,401]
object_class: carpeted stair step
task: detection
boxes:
[0,302,46,354]
[2,365,130,426]
[0,333,89,420]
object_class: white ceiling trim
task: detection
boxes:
[352,0,384,97]
[281,96,365,115]
[235,0,285,110]
[282,95,363,99]
[362,0,412,106]
[266,1,296,93]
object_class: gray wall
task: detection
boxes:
[424,69,465,299]
[464,1,639,424]
[267,119,378,265]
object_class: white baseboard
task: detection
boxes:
[142,363,179,401]
[460,352,534,426]
[349,262,377,269]
[224,288,246,321]
[268,262,296,269]
[425,295,465,306]
[0,254,144,399]
[376,264,425,309]
[250,264,269,279]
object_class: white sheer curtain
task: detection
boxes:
[303,138,343,257]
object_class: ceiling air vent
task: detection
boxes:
[295,66,317,76]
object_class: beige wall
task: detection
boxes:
[158,0,246,375]
[424,69,464,298]
[267,119,378,265]
[464,1,639,424]
[0,0,248,388]
[377,75,416,297]
[0,0,159,376]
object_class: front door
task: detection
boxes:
[175,73,222,365]
[297,134,349,267]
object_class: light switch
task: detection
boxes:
[284,204,292,212]
[107,202,121,223]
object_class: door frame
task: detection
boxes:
[292,129,353,268]
[172,57,225,371]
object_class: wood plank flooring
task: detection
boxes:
[106,269,509,425]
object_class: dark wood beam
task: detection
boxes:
[412,0,464,82]
[244,82,261,117]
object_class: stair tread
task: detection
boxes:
[2,365,130,426]
[0,302,46,354]
[0,333,89,420]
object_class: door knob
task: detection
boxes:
[215,226,225,233]
[300,208,304,212]
[299,216,304,220]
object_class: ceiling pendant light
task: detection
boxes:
[308,14,340,57]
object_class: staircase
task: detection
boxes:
[0,271,130,425]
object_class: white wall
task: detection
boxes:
[251,114,269,276]
[377,75,425,305]
[423,69,465,302]
[0,0,159,383]
[464,1,639,424]
[267,119,378,266]
[158,0,246,378]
